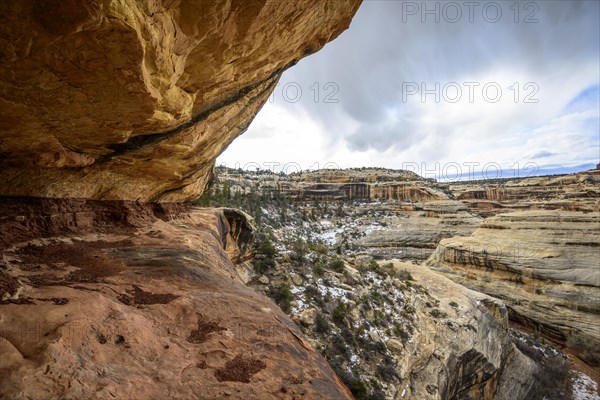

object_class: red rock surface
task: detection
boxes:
[0,197,352,399]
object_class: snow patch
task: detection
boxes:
[572,372,600,400]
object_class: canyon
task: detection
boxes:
[197,166,600,399]
[0,1,598,399]
[233,168,600,367]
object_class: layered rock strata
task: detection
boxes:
[389,263,538,400]
[0,0,361,201]
[449,170,600,217]
[426,210,600,367]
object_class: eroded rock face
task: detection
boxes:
[426,210,600,366]
[220,207,255,264]
[0,0,361,201]
[217,168,450,203]
[286,169,450,202]
[211,167,600,373]
[0,197,352,399]
[391,264,536,400]
[449,170,600,217]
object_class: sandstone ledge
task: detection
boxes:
[426,210,600,367]
[0,197,352,399]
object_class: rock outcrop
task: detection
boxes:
[0,197,353,399]
[0,2,367,398]
[426,210,600,367]
[449,170,600,217]
[206,166,600,397]
[291,169,447,202]
[244,200,540,399]
[0,0,361,201]
[212,167,600,374]
[202,168,549,399]
[221,168,450,202]
[389,263,538,400]
[208,168,481,262]
[350,201,482,262]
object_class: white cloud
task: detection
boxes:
[218,0,600,175]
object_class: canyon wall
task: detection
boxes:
[0,0,361,202]
[222,168,451,202]
[426,210,600,367]
[220,167,600,371]
[450,171,600,217]
[289,169,450,202]
[391,264,537,400]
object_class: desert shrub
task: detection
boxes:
[291,237,308,264]
[359,294,372,309]
[304,284,319,300]
[258,235,277,258]
[430,308,448,318]
[270,284,293,312]
[369,287,383,305]
[340,326,356,345]
[329,256,345,272]
[314,242,329,255]
[373,262,396,278]
[372,309,386,327]
[313,258,325,277]
[356,323,368,337]
[376,362,397,382]
[332,302,348,325]
[331,334,350,357]
[364,340,386,354]
[315,312,330,333]
[356,263,370,273]
[252,234,277,274]
[349,380,368,399]
[393,323,410,341]
[396,269,414,281]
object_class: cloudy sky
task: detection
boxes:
[218,0,600,180]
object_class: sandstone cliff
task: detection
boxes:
[219,168,451,203]
[285,169,451,202]
[388,263,537,400]
[0,0,361,202]
[0,1,365,398]
[2,0,595,396]
[0,197,353,399]
[426,210,600,367]
[450,170,600,217]
[207,168,481,262]
[201,168,590,399]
